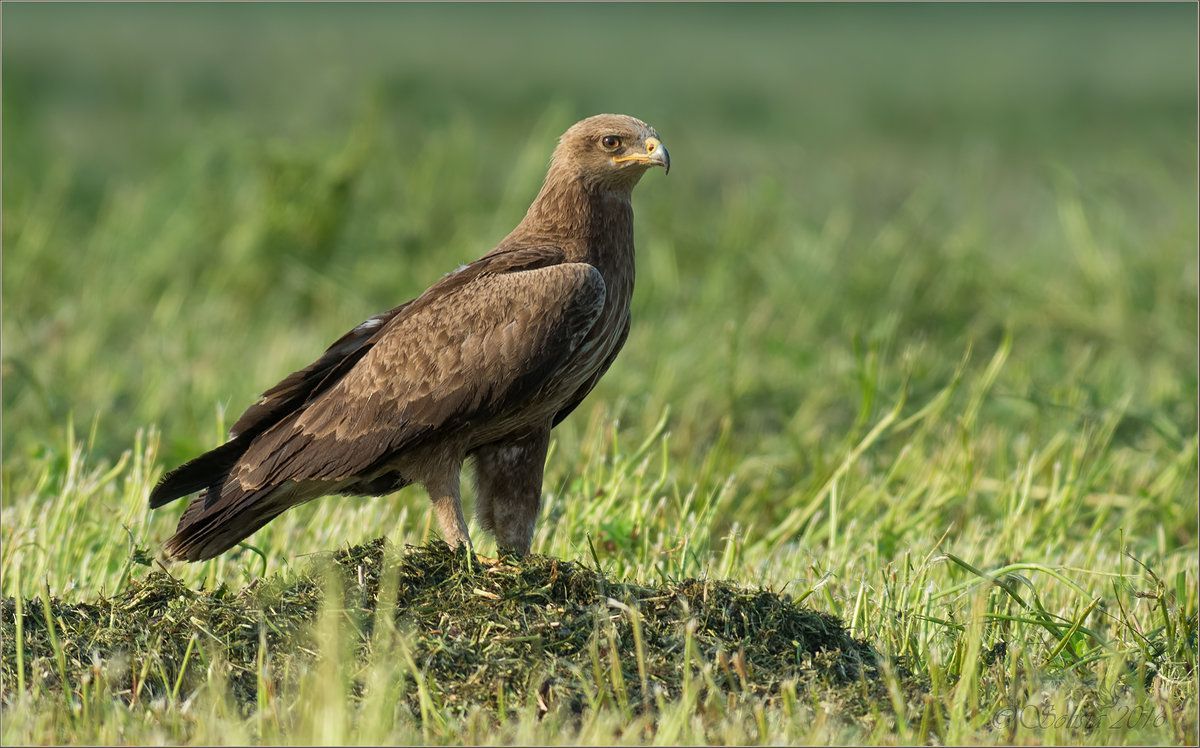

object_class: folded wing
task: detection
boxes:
[157,246,606,560]
[232,259,606,490]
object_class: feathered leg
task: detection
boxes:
[473,429,550,556]
[425,464,471,549]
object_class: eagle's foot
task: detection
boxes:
[474,553,508,568]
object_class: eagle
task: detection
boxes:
[149,114,669,562]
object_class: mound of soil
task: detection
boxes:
[2,540,880,716]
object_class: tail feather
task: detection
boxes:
[149,437,251,508]
[164,483,294,562]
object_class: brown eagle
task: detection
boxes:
[149,114,669,562]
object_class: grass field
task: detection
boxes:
[2,3,1198,744]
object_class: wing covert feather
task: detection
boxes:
[228,245,567,439]
[234,261,605,489]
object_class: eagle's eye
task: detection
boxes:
[601,135,622,151]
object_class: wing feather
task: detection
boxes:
[228,304,409,438]
[552,314,630,426]
[227,245,569,439]
[232,259,605,490]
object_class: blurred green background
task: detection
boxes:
[3,1,1196,475]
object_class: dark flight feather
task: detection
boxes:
[148,436,252,509]
[147,304,406,509]
[551,315,630,427]
[229,303,410,438]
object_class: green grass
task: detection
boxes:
[2,3,1198,744]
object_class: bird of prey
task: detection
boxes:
[149,113,669,562]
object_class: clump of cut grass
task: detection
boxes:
[2,539,881,720]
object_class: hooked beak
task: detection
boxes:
[645,136,670,174]
[613,136,671,175]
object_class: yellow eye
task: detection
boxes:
[601,135,621,150]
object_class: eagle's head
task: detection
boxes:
[552,113,670,190]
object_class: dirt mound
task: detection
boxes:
[3,540,880,716]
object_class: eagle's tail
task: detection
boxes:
[164,483,295,562]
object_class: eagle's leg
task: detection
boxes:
[424,465,471,549]
[473,429,550,556]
